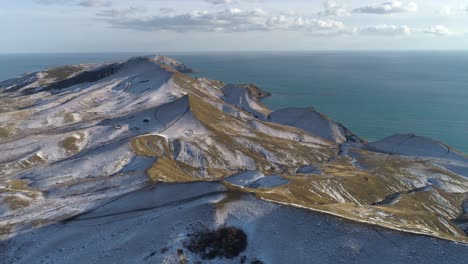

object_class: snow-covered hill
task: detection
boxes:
[0,55,467,263]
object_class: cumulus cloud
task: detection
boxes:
[360,24,411,36]
[423,25,453,36]
[318,0,349,17]
[358,24,457,37]
[353,1,418,14]
[101,8,348,35]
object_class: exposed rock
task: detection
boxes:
[153,55,196,73]
[242,83,271,99]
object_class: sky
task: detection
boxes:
[1,0,468,52]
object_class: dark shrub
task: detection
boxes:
[185,226,247,260]
[251,260,264,264]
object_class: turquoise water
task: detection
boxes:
[1,52,467,153]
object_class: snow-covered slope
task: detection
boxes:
[369,134,467,161]
[2,182,468,264]
[1,55,467,262]
[267,107,361,143]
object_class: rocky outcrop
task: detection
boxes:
[153,55,196,73]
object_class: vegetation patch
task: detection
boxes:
[0,127,11,138]
[147,157,196,182]
[0,125,17,138]
[130,135,169,157]
[0,223,14,239]
[3,196,31,210]
[20,153,45,169]
[0,179,42,210]
[63,112,76,123]
[59,133,85,155]
[44,65,86,81]
[46,64,121,91]
[185,226,247,260]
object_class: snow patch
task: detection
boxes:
[267,107,346,143]
[224,171,265,187]
[221,84,268,118]
[369,134,467,161]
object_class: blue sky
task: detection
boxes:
[1,0,468,52]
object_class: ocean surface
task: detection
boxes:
[1,52,467,153]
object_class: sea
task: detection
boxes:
[1,52,467,153]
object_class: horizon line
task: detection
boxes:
[2,49,468,55]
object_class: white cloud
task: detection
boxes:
[160,7,175,14]
[436,6,451,16]
[36,0,68,4]
[360,24,411,36]
[101,8,348,35]
[205,0,264,6]
[36,0,111,7]
[423,25,453,36]
[358,25,457,37]
[98,6,146,18]
[353,1,418,14]
[205,0,235,4]
[318,0,349,17]
[78,0,111,8]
